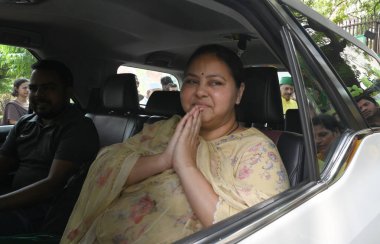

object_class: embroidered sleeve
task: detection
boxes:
[234,139,290,207]
[212,135,290,223]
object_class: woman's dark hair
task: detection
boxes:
[31,60,74,87]
[11,78,29,97]
[185,44,244,87]
[312,114,343,133]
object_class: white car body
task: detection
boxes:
[241,131,380,244]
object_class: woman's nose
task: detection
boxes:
[195,82,207,97]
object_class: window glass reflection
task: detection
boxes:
[290,8,380,128]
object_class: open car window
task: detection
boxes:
[0,44,36,125]
[117,66,179,108]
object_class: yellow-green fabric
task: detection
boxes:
[62,115,290,244]
[281,97,298,114]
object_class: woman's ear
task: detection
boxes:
[235,83,245,105]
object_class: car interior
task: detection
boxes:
[0,0,312,238]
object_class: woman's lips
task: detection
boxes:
[193,103,210,108]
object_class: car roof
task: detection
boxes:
[0,0,282,72]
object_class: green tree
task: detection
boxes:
[302,0,380,23]
[0,44,37,94]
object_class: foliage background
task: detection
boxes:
[0,45,36,115]
[302,0,380,23]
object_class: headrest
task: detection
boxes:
[285,109,302,134]
[237,67,284,127]
[102,73,139,113]
[145,91,185,117]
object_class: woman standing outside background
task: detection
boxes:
[2,78,30,125]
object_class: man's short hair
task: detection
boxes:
[31,60,74,87]
[356,95,379,107]
[161,76,173,86]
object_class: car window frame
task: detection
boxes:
[277,5,367,130]
[280,26,319,181]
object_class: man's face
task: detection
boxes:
[280,84,294,101]
[29,69,70,119]
[357,99,379,119]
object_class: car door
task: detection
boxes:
[240,1,380,243]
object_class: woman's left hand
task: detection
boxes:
[172,105,218,227]
[172,106,202,173]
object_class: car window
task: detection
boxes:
[117,66,179,108]
[0,44,37,125]
[278,71,299,115]
[289,8,380,128]
[296,51,347,173]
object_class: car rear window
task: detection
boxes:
[117,66,179,108]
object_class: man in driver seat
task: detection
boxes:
[0,60,99,235]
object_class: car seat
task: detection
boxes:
[86,73,144,148]
[237,67,305,186]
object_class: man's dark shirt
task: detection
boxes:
[0,105,99,191]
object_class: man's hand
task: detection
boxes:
[0,159,77,210]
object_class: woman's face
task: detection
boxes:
[313,124,339,157]
[181,53,244,130]
[17,81,30,98]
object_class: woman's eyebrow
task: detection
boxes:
[185,72,198,77]
[185,72,226,81]
[205,74,226,81]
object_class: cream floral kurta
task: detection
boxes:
[62,116,289,244]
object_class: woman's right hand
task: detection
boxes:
[127,108,200,186]
[161,106,200,169]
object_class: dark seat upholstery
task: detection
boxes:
[144,91,184,124]
[145,91,184,117]
[86,73,144,148]
[42,74,145,235]
[237,67,305,186]
[285,109,302,134]
[237,67,284,129]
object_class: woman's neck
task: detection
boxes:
[15,96,28,104]
[200,119,240,141]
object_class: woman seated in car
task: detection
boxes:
[62,44,290,243]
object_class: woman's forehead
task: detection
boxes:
[187,54,231,74]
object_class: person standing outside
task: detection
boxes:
[2,78,30,125]
[279,76,298,114]
[0,60,99,235]
[160,76,174,91]
[356,95,380,127]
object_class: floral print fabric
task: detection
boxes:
[62,116,289,243]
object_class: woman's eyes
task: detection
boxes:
[209,80,223,86]
[183,78,224,86]
[184,79,198,85]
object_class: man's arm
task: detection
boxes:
[0,158,78,210]
[0,155,18,191]
[0,155,17,178]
